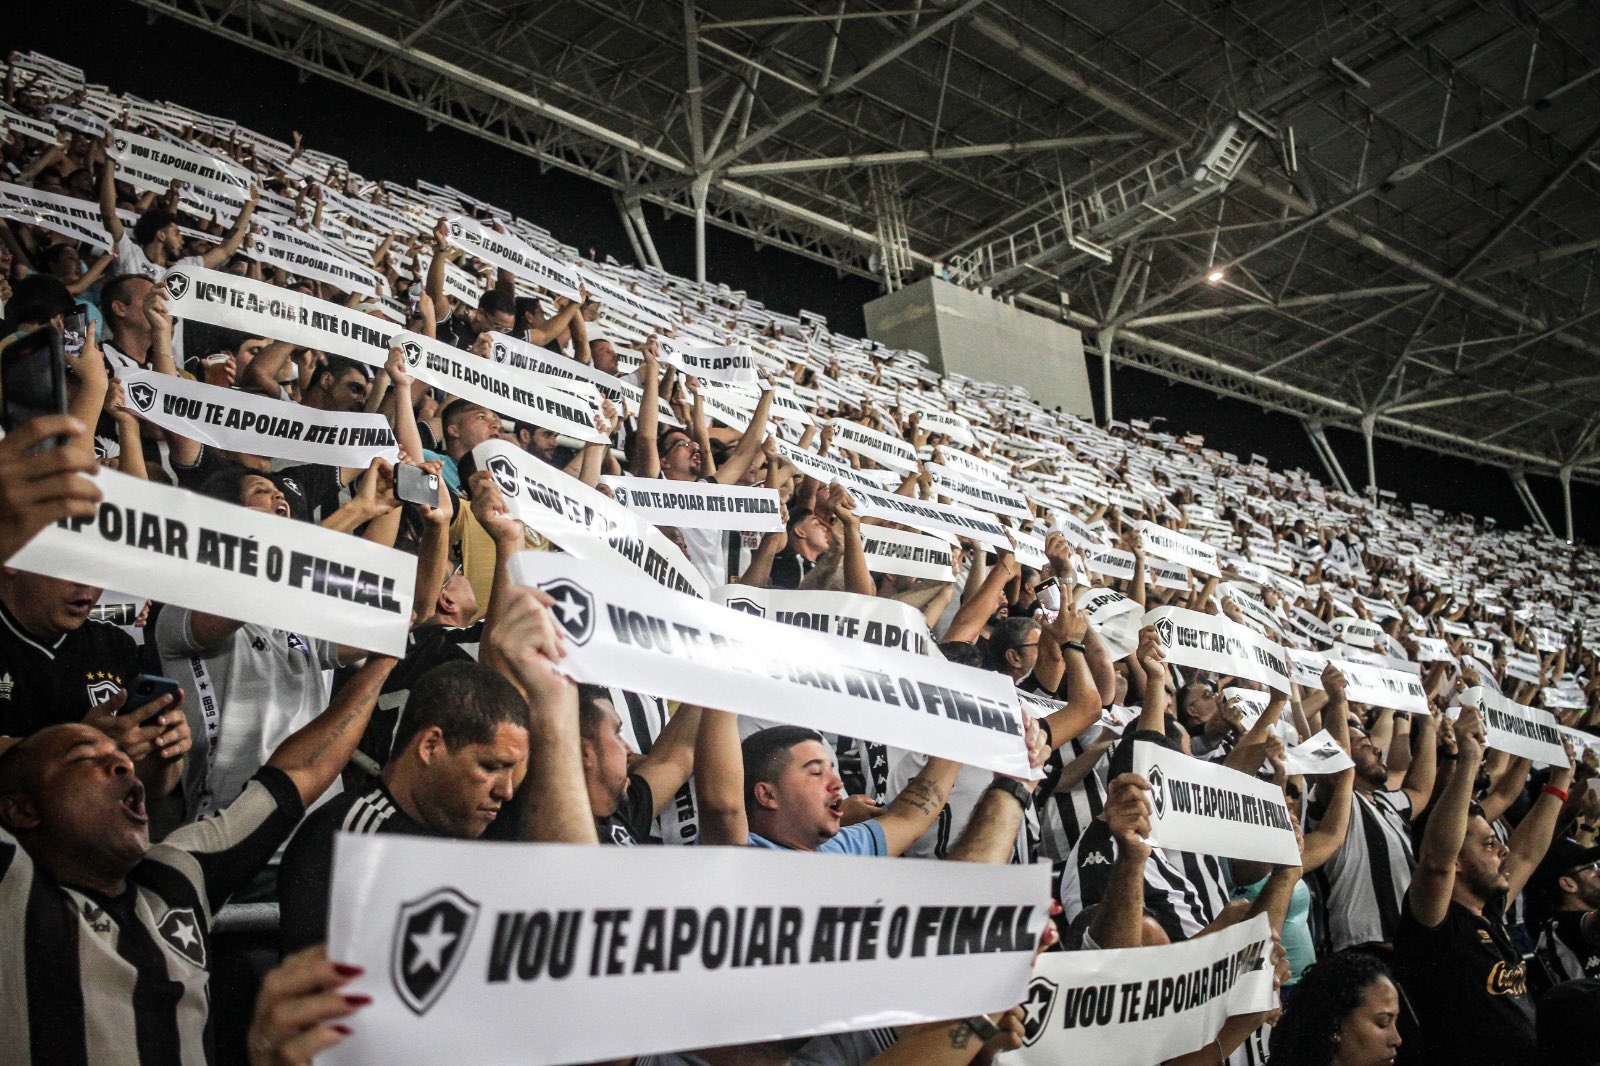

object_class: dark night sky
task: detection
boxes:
[29,0,1594,541]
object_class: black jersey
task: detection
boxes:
[278,783,436,954]
[596,773,657,847]
[0,600,141,737]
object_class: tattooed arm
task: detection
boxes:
[875,757,960,857]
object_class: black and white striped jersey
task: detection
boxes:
[0,767,303,1066]
[1312,787,1416,950]
[1057,818,1232,942]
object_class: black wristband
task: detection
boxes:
[1064,640,1087,653]
[1036,717,1054,750]
[987,776,1031,808]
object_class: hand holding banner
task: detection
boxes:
[1000,913,1277,1066]
[1462,686,1570,766]
[116,367,399,468]
[509,553,1034,778]
[8,467,414,655]
[1133,741,1301,865]
[1143,606,1291,693]
[326,837,1049,1066]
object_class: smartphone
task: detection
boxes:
[395,463,440,507]
[128,674,182,711]
[61,309,88,355]
[0,325,68,439]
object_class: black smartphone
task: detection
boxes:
[128,674,182,711]
[395,463,440,507]
[61,309,88,355]
[0,325,68,438]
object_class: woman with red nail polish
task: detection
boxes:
[247,944,368,1066]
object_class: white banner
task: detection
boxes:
[9,467,413,655]
[476,441,708,598]
[602,476,783,533]
[0,180,114,252]
[1140,522,1219,578]
[1134,741,1300,865]
[247,223,385,296]
[1330,616,1384,649]
[395,333,606,445]
[770,436,872,489]
[658,336,758,386]
[1334,659,1429,715]
[859,524,955,582]
[486,331,648,415]
[1002,913,1275,1066]
[116,367,398,467]
[847,482,1011,550]
[712,585,932,655]
[576,265,676,330]
[510,554,1033,777]
[325,836,1048,1066]
[163,266,395,369]
[934,446,1011,488]
[1075,587,1141,661]
[929,466,1032,521]
[108,127,250,205]
[1143,606,1291,693]
[1464,686,1569,767]
[828,419,920,473]
[1082,544,1135,582]
[444,215,581,301]
[1282,730,1355,776]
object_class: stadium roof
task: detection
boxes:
[135,0,1600,484]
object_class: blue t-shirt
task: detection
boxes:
[748,820,886,856]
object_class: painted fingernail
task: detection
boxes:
[333,963,364,977]
[331,1025,353,1036]
[342,994,372,1007]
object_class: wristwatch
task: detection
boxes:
[987,775,1031,808]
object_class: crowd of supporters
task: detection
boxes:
[3,47,1600,1066]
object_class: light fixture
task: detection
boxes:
[1207,269,1224,283]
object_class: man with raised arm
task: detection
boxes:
[1394,703,1573,1065]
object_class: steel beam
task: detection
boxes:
[1560,466,1575,542]
[723,133,1143,176]
[704,0,992,171]
[1511,471,1556,537]
[1448,120,1600,278]
[1124,285,1428,328]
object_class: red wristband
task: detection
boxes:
[1543,784,1570,804]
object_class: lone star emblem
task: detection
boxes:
[1019,976,1058,1046]
[486,454,519,498]
[164,271,190,301]
[128,380,157,413]
[157,907,207,968]
[538,578,595,645]
[391,887,478,1016]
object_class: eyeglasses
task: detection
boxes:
[667,439,695,451]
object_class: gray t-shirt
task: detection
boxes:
[155,606,341,820]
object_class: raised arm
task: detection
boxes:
[713,385,775,486]
[268,654,397,807]
[1087,773,1154,948]
[630,341,663,477]
[691,706,748,846]
[1407,704,1485,929]
[97,132,124,245]
[1398,710,1439,817]
[200,184,260,269]
[491,585,598,844]
[631,704,702,819]
[876,757,961,857]
[1504,747,1576,906]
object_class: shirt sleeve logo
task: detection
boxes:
[392,887,479,1016]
